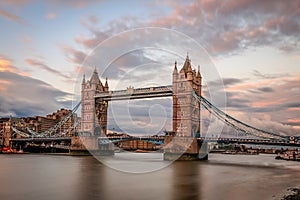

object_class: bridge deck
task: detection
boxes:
[99,136,300,147]
[11,137,72,142]
[10,136,300,147]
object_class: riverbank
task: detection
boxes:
[281,188,300,200]
[275,150,300,162]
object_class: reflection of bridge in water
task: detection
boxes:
[6,54,299,160]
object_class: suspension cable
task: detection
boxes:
[192,91,286,140]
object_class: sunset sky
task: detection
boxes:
[0,0,299,136]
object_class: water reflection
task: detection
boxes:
[76,157,108,199]
[171,161,201,200]
[0,154,300,200]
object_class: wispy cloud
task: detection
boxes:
[0,55,28,76]
[149,0,300,56]
[0,56,72,117]
[0,7,25,24]
[221,74,300,134]
[252,70,289,80]
[60,45,87,64]
[25,58,71,79]
[45,12,57,20]
[0,0,31,6]
[47,0,105,9]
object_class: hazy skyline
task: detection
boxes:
[0,0,299,135]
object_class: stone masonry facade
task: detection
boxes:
[172,54,202,137]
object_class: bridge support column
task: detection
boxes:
[163,136,208,161]
[69,136,114,156]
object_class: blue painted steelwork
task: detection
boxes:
[98,136,165,145]
[98,136,300,147]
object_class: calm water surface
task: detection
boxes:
[0,153,299,200]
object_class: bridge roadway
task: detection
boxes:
[11,136,300,147]
[198,137,300,147]
[94,85,173,101]
[10,137,72,142]
[99,136,300,147]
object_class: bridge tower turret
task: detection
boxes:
[196,65,202,135]
[165,54,205,161]
[104,77,109,92]
[172,54,201,137]
[81,68,108,136]
[172,61,179,132]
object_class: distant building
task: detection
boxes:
[0,109,78,147]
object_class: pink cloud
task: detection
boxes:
[74,33,107,49]
[0,56,21,74]
[149,1,300,56]
[220,74,300,135]
[47,0,105,9]
[288,119,300,123]
[61,45,87,64]
[25,58,70,79]
[0,0,31,6]
[21,35,32,44]
[45,12,57,20]
[0,80,10,92]
[251,100,286,108]
[0,55,29,92]
[0,7,25,24]
[0,63,71,117]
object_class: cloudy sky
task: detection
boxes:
[0,0,299,136]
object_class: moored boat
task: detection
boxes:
[275,150,300,161]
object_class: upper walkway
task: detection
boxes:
[94,85,173,101]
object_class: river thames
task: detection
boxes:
[0,153,299,200]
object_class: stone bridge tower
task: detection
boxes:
[81,68,109,136]
[172,54,202,137]
[164,54,205,161]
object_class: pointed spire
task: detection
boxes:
[173,61,178,74]
[104,77,109,92]
[105,77,108,87]
[181,52,192,74]
[90,67,100,84]
[82,74,85,84]
[197,65,201,78]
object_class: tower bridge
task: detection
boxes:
[6,54,299,160]
[77,54,296,160]
[78,54,204,159]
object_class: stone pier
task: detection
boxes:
[69,136,114,156]
[163,136,208,161]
